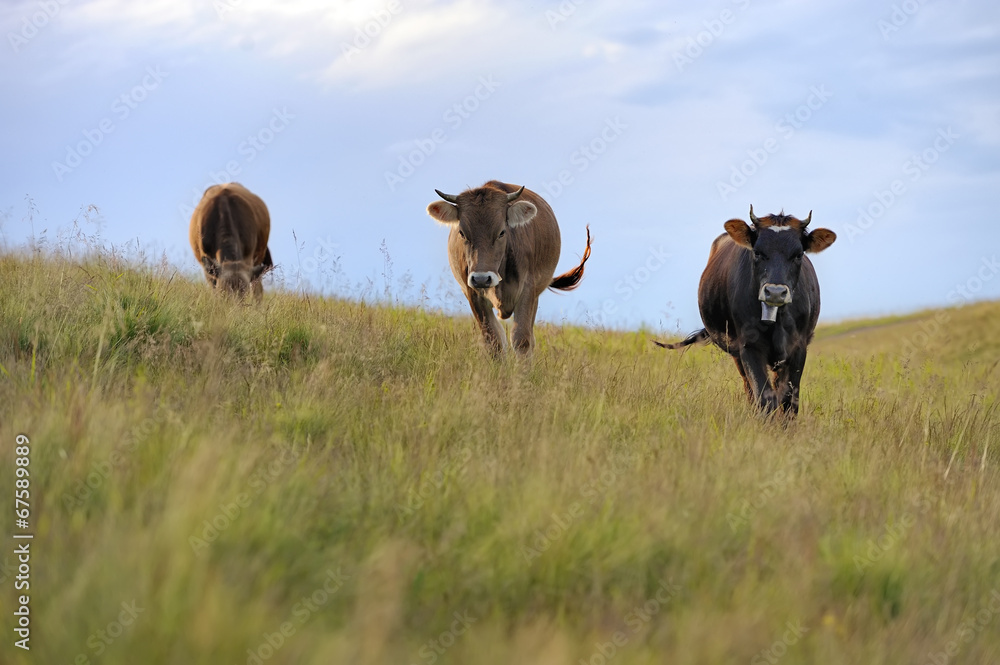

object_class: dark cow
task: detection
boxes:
[426,180,592,356]
[657,206,836,416]
[189,182,273,302]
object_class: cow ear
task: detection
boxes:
[507,200,537,228]
[724,219,756,249]
[427,201,459,225]
[804,228,837,254]
[200,255,220,276]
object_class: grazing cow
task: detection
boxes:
[657,206,836,416]
[426,180,592,356]
[189,182,273,302]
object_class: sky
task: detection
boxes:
[2,0,999,333]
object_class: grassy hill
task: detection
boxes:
[1,249,998,665]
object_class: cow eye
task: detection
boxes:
[753,252,765,261]
[792,252,803,262]
[498,229,506,239]
[458,230,466,240]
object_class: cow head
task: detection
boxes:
[201,256,269,300]
[426,185,536,290]
[724,206,836,322]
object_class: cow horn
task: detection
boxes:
[803,210,812,227]
[435,189,459,204]
[749,204,761,226]
[507,185,525,202]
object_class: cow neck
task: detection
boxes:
[499,235,517,287]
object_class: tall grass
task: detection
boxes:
[1,249,998,665]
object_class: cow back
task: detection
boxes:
[189,183,270,267]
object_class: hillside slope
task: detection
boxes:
[814,302,1000,366]
[1,251,998,665]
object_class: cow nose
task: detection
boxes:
[763,284,790,304]
[469,272,500,289]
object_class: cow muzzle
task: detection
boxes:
[758,283,792,322]
[468,271,501,290]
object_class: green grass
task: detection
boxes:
[1,249,999,665]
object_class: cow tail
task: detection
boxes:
[217,193,234,239]
[549,225,592,291]
[215,191,244,259]
[253,247,275,282]
[653,329,710,350]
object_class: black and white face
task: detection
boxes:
[724,210,837,321]
[751,226,804,308]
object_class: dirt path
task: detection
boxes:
[816,316,922,341]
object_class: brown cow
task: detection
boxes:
[426,180,591,356]
[189,182,273,302]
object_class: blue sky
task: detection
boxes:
[2,0,998,332]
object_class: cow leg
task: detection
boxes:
[739,346,778,414]
[777,348,807,416]
[510,295,539,355]
[252,248,272,304]
[467,292,505,358]
[732,356,753,402]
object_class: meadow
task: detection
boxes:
[1,247,998,665]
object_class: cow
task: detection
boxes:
[426,180,592,356]
[189,182,273,302]
[656,206,836,416]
